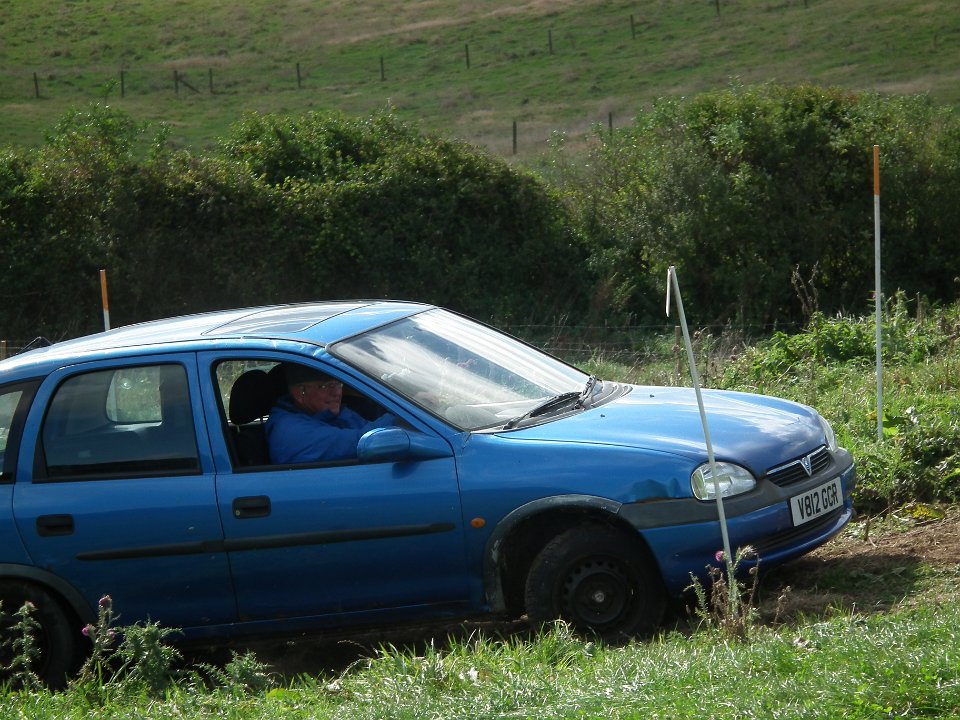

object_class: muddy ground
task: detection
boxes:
[760,503,960,620]
[185,505,960,678]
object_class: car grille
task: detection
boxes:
[764,446,832,487]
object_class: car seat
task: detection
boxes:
[228,367,284,465]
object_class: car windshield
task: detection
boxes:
[330,309,589,430]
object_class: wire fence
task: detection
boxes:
[0,2,828,154]
[0,321,798,365]
[5,46,632,155]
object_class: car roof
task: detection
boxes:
[1,300,432,375]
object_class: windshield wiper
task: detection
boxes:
[504,391,581,430]
[504,377,600,430]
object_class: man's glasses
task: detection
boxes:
[301,380,343,392]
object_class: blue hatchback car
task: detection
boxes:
[0,301,854,684]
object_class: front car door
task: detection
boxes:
[201,354,469,625]
[12,355,236,629]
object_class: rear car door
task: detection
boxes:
[12,355,236,629]
[201,355,469,624]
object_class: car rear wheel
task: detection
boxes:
[523,525,665,640]
[0,581,84,689]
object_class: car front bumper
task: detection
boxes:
[619,461,856,595]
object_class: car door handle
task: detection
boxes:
[232,495,271,519]
[36,514,75,537]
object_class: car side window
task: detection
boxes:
[40,364,200,480]
[215,359,393,468]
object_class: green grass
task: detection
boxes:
[1,0,957,155]
[3,610,959,718]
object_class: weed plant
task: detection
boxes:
[686,547,762,642]
[2,602,43,692]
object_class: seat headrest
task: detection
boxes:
[229,369,282,425]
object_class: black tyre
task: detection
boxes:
[524,525,665,639]
[0,581,85,689]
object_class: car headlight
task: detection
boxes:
[691,462,756,501]
[819,414,839,452]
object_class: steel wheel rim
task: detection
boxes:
[560,557,634,628]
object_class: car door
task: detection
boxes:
[12,356,237,630]
[201,354,469,623]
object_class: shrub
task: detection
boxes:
[560,83,960,327]
[0,106,588,340]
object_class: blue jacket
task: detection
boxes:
[265,396,397,464]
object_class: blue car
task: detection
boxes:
[0,301,854,684]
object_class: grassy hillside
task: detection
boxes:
[0,0,957,155]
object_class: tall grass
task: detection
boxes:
[3,610,959,718]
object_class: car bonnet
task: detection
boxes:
[498,385,825,476]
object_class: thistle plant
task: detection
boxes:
[6,602,42,691]
[74,595,117,688]
[688,546,760,641]
[113,620,182,696]
[71,594,183,699]
[195,650,275,695]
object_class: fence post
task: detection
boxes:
[120,69,126,98]
[0,341,7,361]
[608,111,613,135]
[174,70,179,95]
[208,68,214,94]
[512,120,517,155]
[548,29,554,54]
[464,43,470,69]
[296,62,302,89]
[380,55,385,81]
[33,72,40,98]
[630,14,636,40]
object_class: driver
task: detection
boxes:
[265,364,396,463]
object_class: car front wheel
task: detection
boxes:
[523,525,665,639]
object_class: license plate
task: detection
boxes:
[790,476,843,526]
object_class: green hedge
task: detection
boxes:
[0,107,585,341]
[559,83,960,327]
[2,86,960,343]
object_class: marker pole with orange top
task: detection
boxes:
[100,269,111,331]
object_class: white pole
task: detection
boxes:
[666,267,734,569]
[100,269,111,331]
[873,146,883,442]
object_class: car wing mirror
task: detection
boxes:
[357,427,453,463]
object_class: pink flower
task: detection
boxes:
[98,595,112,608]
[82,624,95,637]
[714,550,725,563]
